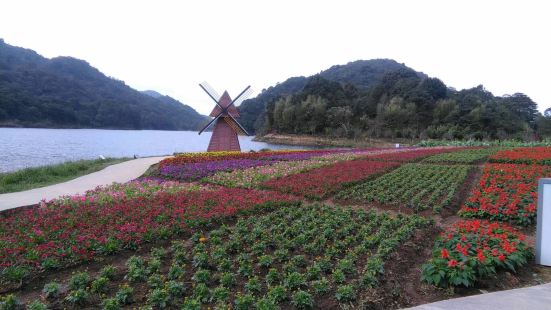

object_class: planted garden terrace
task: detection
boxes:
[459,163,551,226]
[421,147,500,164]
[157,150,357,182]
[422,220,532,287]
[263,160,401,199]
[364,147,464,162]
[0,181,299,288]
[337,163,471,213]
[205,148,403,189]
[5,204,430,309]
[489,147,551,165]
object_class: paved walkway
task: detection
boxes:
[405,282,551,310]
[0,156,170,211]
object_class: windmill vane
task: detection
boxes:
[198,82,251,152]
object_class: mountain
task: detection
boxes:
[238,59,426,133]
[141,90,163,99]
[259,67,541,140]
[0,39,208,130]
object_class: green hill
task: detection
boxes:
[238,59,426,133]
[0,39,208,130]
[239,59,543,140]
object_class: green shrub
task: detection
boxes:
[219,272,236,287]
[312,277,330,295]
[167,280,185,298]
[65,289,88,305]
[42,281,61,298]
[126,256,146,282]
[26,300,48,310]
[245,276,262,294]
[335,284,356,302]
[267,285,287,303]
[211,286,230,302]
[68,272,90,291]
[0,294,23,310]
[147,288,169,309]
[101,297,121,310]
[284,272,305,290]
[91,276,109,293]
[1,266,29,284]
[291,290,314,309]
[115,284,133,305]
[234,293,255,310]
[99,265,118,280]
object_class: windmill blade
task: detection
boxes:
[199,82,222,105]
[225,113,250,136]
[198,114,221,135]
[227,85,252,109]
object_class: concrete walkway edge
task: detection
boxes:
[0,156,170,211]
[404,282,551,310]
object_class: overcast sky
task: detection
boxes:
[1,0,549,115]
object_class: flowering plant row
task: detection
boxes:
[489,147,551,165]
[157,150,360,182]
[205,148,405,189]
[365,147,464,162]
[0,186,299,284]
[93,205,428,309]
[422,147,499,164]
[421,220,532,287]
[337,164,470,213]
[43,179,196,207]
[263,160,401,199]
[160,149,349,167]
[459,163,550,226]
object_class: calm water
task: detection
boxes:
[0,128,308,173]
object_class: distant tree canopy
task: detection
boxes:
[261,75,543,140]
[238,58,546,140]
[0,39,208,130]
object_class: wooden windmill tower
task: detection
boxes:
[198,82,252,152]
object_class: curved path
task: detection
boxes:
[404,282,551,310]
[0,156,170,212]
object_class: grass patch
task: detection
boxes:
[0,158,129,194]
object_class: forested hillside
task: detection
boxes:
[241,60,549,140]
[238,59,425,134]
[0,39,208,130]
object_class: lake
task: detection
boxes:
[0,128,308,173]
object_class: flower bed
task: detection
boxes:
[421,220,532,287]
[422,147,499,164]
[489,147,551,165]
[159,159,270,181]
[206,149,403,189]
[160,150,349,167]
[459,163,551,226]
[337,163,471,213]
[365,147,462,162]
[21,204,430,309]
[0,186,299,284]
[263,160,401,199]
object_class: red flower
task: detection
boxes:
[498,254,506,262]
[448,259,458,268]
[441,248,450,259]
[477,250,486,263]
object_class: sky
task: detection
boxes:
[0,0,549,115]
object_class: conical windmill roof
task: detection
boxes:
[210,91,240,117]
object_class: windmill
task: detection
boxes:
[198,82,253,152]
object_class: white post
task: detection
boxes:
[537,178,551,266]
[395,143,400,149]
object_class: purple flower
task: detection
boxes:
[159,159,269,181]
